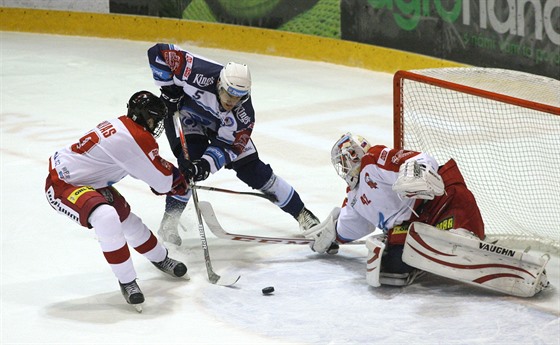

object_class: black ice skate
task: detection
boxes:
[151,252,188,279]
[297,207,320,233]
[119,280,144,313]
[158,211,182,246]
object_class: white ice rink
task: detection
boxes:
[1,32,559,345]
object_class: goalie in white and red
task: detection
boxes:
[308,132,550,297]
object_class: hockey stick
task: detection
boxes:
[173,113,240,286]
[193,185,277,202]
[199,200,366,246]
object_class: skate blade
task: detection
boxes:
[132,303,143,313]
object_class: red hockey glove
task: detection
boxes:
[167,166,188,196]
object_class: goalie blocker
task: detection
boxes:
[366,223,550,297]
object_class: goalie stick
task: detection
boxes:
[173,113,240,286]
[198,201,365,245]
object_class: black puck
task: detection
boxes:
[262,286,274,295]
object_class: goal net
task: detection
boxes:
[393,67,560,253]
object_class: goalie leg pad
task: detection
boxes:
[402,222,550,297]
[365,234,386,287]
[366,234,424,287]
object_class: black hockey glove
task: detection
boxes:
[179,158,210,182]
[160,85,184,115]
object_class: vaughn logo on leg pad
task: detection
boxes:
[479,243,516,257]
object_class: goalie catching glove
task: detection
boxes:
[392,159,444,200]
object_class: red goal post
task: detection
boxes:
[393,68,560,253]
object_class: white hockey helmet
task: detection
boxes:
[218,62,251,98]
[331,132,371,189]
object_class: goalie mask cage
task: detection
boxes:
[393,68,560,253]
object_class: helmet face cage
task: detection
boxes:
[331,133,371,189]
[127,91,167,138]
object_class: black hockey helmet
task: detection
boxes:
[127,91,167,138]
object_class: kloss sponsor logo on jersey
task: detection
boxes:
[183,54,194,79]
[193,74,215,88]
[67,186,95,204]
[479,242,516,257]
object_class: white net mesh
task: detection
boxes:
[395,68,560,252]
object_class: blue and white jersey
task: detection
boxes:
[148,43,255,172]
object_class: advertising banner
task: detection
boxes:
[106,0,558,78]
[341,0,559,79]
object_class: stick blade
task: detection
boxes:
[213,274,241,286]
[208,271,240,286]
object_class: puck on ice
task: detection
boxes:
[262,286,274,295]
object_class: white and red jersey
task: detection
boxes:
[336,145,440,241]
[48,116,175,194]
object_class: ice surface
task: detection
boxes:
[1,32,558,345]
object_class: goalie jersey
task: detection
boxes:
[336,145,438,241]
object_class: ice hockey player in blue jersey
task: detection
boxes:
[147,43,320,245]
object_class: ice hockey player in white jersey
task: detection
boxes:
[147,43,320,245]
[310,133,550,297]
[45,91,189,311]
